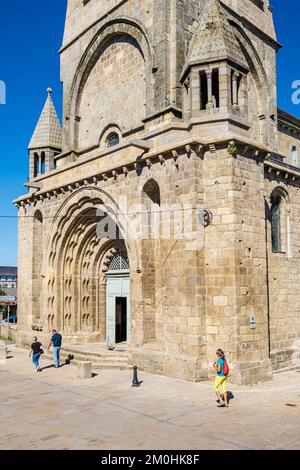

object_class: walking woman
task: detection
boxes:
[213,348,229,407]
[29,336,44,372]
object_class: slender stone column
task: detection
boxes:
[45,150,53,173]
[206,72,214,109]
[191,68,200,114]
[38,153,42,175]
[29,152,35,180]
[240,75,248,114]
[232,72,240,107]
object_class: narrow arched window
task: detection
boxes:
[291,146,298,166]
[200,71,208,110]
[142,179,161,206]
[271,195,281,252]
[142,179,161,240]
[34,153,39,177]
[41,152,45,174]
[106,132,120,148]
[212,69,220,108]
[270,188,289,254]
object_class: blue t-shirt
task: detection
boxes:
[216,358,225,377]
[51,333,62,348]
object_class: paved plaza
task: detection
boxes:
[0,345,300,450]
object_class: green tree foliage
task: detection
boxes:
[0,284,6,296]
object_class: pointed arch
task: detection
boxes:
[291,145,298,166]
[67,19,156,148]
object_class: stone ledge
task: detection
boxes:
[230,359,273,385]
[130,349,208,383]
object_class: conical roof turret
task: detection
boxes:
[184,0,247,73]
[29,88,62,150]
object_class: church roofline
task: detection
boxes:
[13,135,278,207]
[278,108,300,131]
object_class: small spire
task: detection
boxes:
[28,88,62,150]
[183,0,247,72]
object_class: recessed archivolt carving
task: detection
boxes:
[47,314,55,330]
[100,243,129,272]
[64,313,72,331]
[82,313,90,331]
[49,251,55,264]
[42,188,139,331]
[60,212,100,332]
[44,188,138,266]
[103,249,119,270]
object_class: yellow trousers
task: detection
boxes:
[213,376,227,394]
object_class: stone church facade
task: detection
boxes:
[14,0,300,384]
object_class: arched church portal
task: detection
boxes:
[46,194,132,345]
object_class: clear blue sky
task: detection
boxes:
[0,0,299,266]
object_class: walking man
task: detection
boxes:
[48,329,62,368]
[29,336,44,372]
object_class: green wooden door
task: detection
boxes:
[106,276,130,344]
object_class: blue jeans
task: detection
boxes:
[32,352,41,369]
[53,347,61,367]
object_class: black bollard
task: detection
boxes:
[132,366,141,387]
[65,354,74,365]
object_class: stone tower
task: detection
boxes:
[15,0,300,384]
[59,0,279,153]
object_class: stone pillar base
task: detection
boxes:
[0,346,7,364]
[228,359,273,385]
[130,349,273,385]
[129,349,208,382]
[271,349,296,372]
[77,361,93,379]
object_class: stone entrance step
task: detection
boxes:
[43,343,130,371]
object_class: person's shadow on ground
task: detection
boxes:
[40,362,69,371]
[39,364,55,371]
[221,391,234,403]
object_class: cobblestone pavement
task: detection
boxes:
[0,346,300,450]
